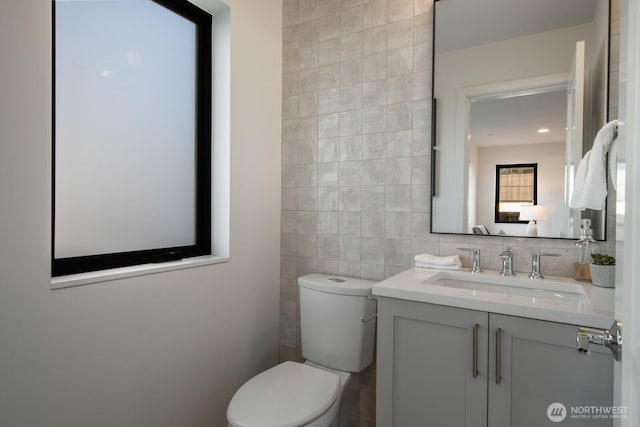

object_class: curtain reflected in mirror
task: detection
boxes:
[495,164,537,223]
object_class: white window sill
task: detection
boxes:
[51,255,229,290]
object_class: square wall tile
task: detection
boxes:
[362,133,387,159]
[362,106,386,134]
[339,236,362,261]
[318,187,339,211]
[361,212,385,237]
[339,136,363,160]
[318,137,339,162]
[318,210,339,234]
[341,32,364,61]
[364,0,388,29]
[385,212,411,238]
[339,186,361,211]
[361,237,385,263]
[339,211,362,236]
[319,38,341,65]
[339,161,362,185]
[341,6,364,35]
[319,15,341,41]
[388,0,414,23]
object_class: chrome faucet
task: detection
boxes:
[529,252,561,280]
[457,248,483,273]
[498,247,515,276]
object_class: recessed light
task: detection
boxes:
[537,128,550,133]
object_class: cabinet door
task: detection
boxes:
[377,298,489,427]
[489,314,614,427]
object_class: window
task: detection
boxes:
[53,0,212,276]
[494,164,537,223]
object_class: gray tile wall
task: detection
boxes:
[280,0,620,425]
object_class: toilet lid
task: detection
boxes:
[227,361,340,427]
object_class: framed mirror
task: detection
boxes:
[431,0,610,239]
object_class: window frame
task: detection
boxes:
[494,163,538,224]
[51,0,213,277]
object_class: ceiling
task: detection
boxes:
[435,0,599,148]
[435,0,599,53]
[470,89,568,147]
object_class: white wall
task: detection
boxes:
[476,142,565,237]
[589,0,611,141]
[0,0,282,425]
[468,142,479,230]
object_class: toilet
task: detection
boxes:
[227,274,377,427]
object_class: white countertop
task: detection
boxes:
[372,267,615,329]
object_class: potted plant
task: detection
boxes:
[589,253,616,288]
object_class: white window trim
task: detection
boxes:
[51,255,229,289]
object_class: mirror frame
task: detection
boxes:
[429,0,612,240]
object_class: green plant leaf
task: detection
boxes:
[591,253,615,265]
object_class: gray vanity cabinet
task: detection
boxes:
[376,297,489,426]
[376,298,614,427]
[489,314,613,427]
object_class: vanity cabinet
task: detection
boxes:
[376,298,614,427]
[376,299,489,426]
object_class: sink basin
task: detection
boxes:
[422,270,588,304]
[371,267,614,328]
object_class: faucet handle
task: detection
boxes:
[500,247,513,256]
[456,247,483,273]
[498,248,515,276]
[456,247,480,254]
[529,252,561,280]
[456,247,480,253]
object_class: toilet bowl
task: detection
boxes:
[226,274,377,427]
[226,361,350,427]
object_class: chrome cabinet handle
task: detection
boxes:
[495,328,502,384]
[472,324,479,378]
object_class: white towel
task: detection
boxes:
[415,261,462,271]
[609,132,619,191]
[414,253,462,270]
[570,150,591,209]
[569,120,618,210]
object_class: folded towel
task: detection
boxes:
[570,119,618,210]
[472,225,490,235]
[414,253,461,266]
[414,253,462,270]
[415,261,462,271]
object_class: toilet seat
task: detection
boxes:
[227,361,340,427]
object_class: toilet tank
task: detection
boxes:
[298,274,377,372]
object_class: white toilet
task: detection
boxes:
[227,274,377,427]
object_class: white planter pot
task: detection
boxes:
[589,264,615,288]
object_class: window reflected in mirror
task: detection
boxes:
[495,164,537,223]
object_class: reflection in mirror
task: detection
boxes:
[495,164,537,224]
[431,0,610,239]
